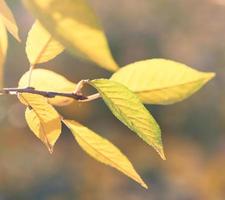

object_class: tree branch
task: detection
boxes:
[0,87,101,102]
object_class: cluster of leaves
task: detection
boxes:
[0,0,215,188]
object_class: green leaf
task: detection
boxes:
[63,120,148,189]
[111,59,215,105]
[23,0,119,71]
[90,79,165,160]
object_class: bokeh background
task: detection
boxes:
[0,0,224,199]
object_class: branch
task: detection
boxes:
[0,87,101,102]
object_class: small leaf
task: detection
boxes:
[23,0,119,71]
[26,20,64,65]
[0,18,7,88]
[111,59,215,105]
[63,120,148,189]
[0,0,20,41]
[90,79,165,160]
[21,93,61,152]
[18,69,76,106]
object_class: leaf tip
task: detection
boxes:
[156,146,166,160]
[200,72,216,87]
[161,154,166,161]
[46,141,54,154]
[160,153,166,161]
[136,173,148,189]
[47,146,54,154]
[141,181,149,189]
[16,34,21,42]
[208,72,216,80]
[106,61,120,72]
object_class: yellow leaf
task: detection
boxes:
[64,120,148,189]
[0,0,20,41]
[0,18,7,56]
[0,18,7,88]
[111,59,215,105]
[18,69,76,106]
[26,20,64,65]
[90,79,165,160]
[23,0,119,71]
[21,93,62,152]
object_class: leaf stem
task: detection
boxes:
[73,79,90,95]
[28,65,34,87]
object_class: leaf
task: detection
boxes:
[0,0,20,41]
[0,18,7,88]
[23,0,119,71]
[63,120,148,189]
[90,79,165,160]
[21,93,62,152]
[111,59,215,105]
[26,20,64,65]
[0,18,7,57]
[18,69,76,106]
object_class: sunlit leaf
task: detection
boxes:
[90,79,165,160]
[21,93,61,152]
[64,120,148,188]
[18,69,76,106]
[0,0,20,41]
[111,59,215,105]
[0,18,7,57]
[23,0,119,71]
[0,18,7,88]
[26,20,64,65]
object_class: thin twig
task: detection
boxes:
[0,87,101,102]
[78,93,101,102]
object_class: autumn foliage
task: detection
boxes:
[0,0,215,188]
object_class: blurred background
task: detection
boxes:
[0,0,224,199]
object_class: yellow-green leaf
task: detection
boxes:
[21,93,61,152]
[18,69,76,106]
[90,79,165,160]
[0,0,20,41]
[26,20,64,65]
[0,18,7,88]
[63,120,147,189]
[23,0,119,71]
[111,59,215,105]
